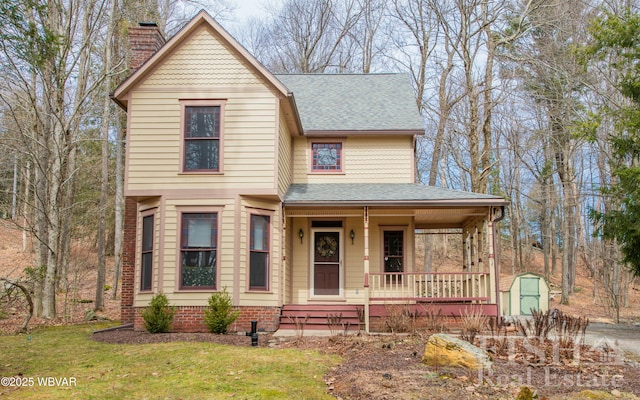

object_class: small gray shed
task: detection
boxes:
[500,272,550,316]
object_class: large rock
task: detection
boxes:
[421,333,492,370]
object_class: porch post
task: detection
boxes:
[488,223,495,303]
[363,206,370,333]
[487,213,497,304]
[281,207,286,306]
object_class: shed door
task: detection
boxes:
[520,277,540,315]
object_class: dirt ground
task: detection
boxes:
[93,327,640,399]
[0,220,121,333]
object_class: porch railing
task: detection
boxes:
[366,272,491,302]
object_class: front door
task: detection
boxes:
[312,229,342,296]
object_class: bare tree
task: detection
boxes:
[256,0,362,73]
[503,0,595,304]
[0,0,113,318]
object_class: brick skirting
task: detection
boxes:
[133,305,281,333]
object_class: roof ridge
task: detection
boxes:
[274,73,406,76]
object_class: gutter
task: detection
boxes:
[287,92,304,136]
[283,199,510,208]
[110,93,127,112]
[492,205,506,222]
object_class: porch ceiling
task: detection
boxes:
[412,207,489,228]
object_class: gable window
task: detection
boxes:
[180,213,217,289]
[249,214,270,290]
[383,230,404,274]
[311,142,342,172]
[140,214,154,291]
[182,101,224,172]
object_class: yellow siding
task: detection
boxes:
[141,27,265,88]
[343,217,365,303]
[237,199,282,307]
[277,111,293,197]
[127,91,278,191]
[289,218,308,303]
[288,215,414,305]
[126,24,280,193]
[292,136,414,183]
[134,198,162,306]
[367,216,415,274]
[134,198,236,307]
[133,197,283,307]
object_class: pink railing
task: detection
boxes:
[366,271,491,302]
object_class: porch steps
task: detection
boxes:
[279,304,363,332]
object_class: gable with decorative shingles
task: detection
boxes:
[140,26,267,88]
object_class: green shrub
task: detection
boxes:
[204,288,240,334]
[142,293,175,333]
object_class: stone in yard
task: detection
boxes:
[84,309,97,321]
[421,333,492,370]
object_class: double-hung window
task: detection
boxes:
[140,214,154,291]
[249,214,270,291]
[180,213,217,289]
[182,101,224,172]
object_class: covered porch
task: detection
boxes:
[281,183,507,333]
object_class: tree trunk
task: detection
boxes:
[97,0,118,310]
[112,116,125,299]
[21,162,31,252]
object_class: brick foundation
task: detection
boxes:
[134,305,281,333]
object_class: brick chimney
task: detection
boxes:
[128,22,166,73]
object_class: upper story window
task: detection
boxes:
[181,100,225,173]
[311,142,342,172]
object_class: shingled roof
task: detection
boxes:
[284,183,507,206]
[275,74,424,133]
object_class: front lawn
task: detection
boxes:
[0,323,338,399]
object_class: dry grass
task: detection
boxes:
[0,323,338,399]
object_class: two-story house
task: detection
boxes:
[112,11,507,333]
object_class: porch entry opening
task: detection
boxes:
[520,277,540,315]
[312,228,342,296]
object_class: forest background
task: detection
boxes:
[1,0,639,325]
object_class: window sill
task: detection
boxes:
[245,290,273,294]
[176,287,218,292]
[308,171,345,175]
[178,171,224,175]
